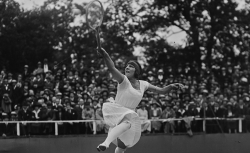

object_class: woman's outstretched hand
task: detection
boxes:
[170,83,187,91]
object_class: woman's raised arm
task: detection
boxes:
[99,48,124,83]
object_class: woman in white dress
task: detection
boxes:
[96,48,185,153]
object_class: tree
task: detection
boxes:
[134,0,250,72]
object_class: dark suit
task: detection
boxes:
[18,108,32,135]
[11,84,23,109]
[22,70,30,81]
[0,122,15,136]
[64,109,78,134]
[33,78,44,91]
[0,83,12,97]
[73,107,83,134]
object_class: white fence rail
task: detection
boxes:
[0,118,244,136]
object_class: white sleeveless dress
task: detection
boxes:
[102,76,149,148]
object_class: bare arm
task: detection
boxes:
[99,48,124,83]
[147,83,186,94]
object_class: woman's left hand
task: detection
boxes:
[170,83,186,91]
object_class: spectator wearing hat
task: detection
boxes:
[39,103,49,134]
[31,103,42,135]
[1,93,12,113]
[100,89,109,101]
[18,102,32,136]
[81,75,90,87]
[15,73,23,87]
[43,58,50,73]
[205,101,224,133]
[44,76,54,91]
[13,104,21,119]
[77,98,86,134]
[1,77,12,97]
[97,96,105,107]
[205,95,219,133]
[32,73,44,92]
[69,92,77,104]
[56,92,63,104]
[72,103,83,134]
[0,113,15,137]
[51,61,58,74]
[82,102,95,134]
[34,61,44,75]
[22,65,30,81]
[75,82,83,92]
[149,100,162,133]
[43,103,55,135]
[7,73,13,84]
[160,103,176,134]
[11,79,23,110]
[74,71,81,82]
[198,102,212,132]
[92,100,100,113]
[106,91,116,103]
[98,63,109,78]
[197,89,209,105]
[8,111,18,135]
[10,111,18,121]
[64,102,78,134]
[93,70,102,86]
[78,98,85,110]
[22,84,29,101]
[54,105,66,135]
[136,101,151,134]
[54,75,63,92]
[177,102,198,136]
[225,102,237,133]
[156,69,164,84]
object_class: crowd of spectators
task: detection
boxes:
[1,54,250,137]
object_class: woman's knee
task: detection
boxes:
[115,147,126,153]
[122,121,131,129]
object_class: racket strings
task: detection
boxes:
[87,1,104,29]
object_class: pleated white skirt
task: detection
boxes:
[102,102,141,148]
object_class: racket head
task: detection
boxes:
[86,0,104,30]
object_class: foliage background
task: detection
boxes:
[0,0,250,81]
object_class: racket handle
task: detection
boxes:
[95,28,102,54]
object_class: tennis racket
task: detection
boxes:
[86,0,104,55]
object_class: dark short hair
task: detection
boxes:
[126,60,142,79]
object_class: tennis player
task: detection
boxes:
[97,48,185,153]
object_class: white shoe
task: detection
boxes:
[97,143,108,152]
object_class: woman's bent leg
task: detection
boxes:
[103,122,131,147]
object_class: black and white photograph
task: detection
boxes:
[0,0,250,153]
